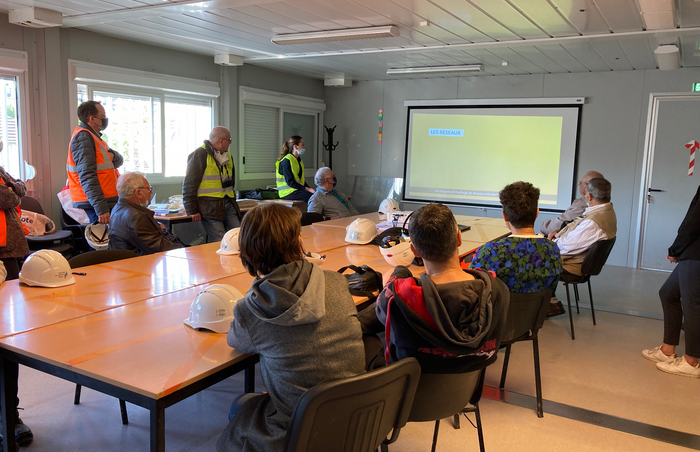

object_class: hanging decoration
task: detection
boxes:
[378,109,383,144]
[686,140,699,176]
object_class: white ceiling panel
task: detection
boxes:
[617,37,658,69]
[561,42,611,71]
[589,40,634,71]
[549,0,611,35]
[467,0,548,39]
[2,0,700,81]
[508,0,579,37]
[509,45,569,73]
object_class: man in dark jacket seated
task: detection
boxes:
[109,172,184,256]
[360,203,510,373]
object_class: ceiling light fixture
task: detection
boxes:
[386,65,483,76]
[654,45,680,70]
[272,25,400,45]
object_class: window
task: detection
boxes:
[239,87,325,180]
[0,76,21,178]
[0,49,30,182]
[71,60,219,183]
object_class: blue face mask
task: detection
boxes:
[332,176,337,187]
[297,147,306,156]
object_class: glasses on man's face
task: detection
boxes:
[222,137,232,142]
[139,186,154,192]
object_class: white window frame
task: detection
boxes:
[0,49,31,181]
[68,60,220,184]
[239,86,325,181]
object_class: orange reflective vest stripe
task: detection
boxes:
[66,126,119,203]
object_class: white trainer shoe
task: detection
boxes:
[642,346,677,363]
[656,356,700,379]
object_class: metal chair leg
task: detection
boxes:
[453,413,461,429]
[565,284,575,340]
[533,336,543,418]
[587,280,597,325]
[431,420,440,452]
[120,399,129,425]
[573,284,580,313]
[74,384,81,405]
[380,444,389,452]
[499,344,511,389]
[475,403,485,452]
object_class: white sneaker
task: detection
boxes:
[642,346,677,363]
[656,356,700,378]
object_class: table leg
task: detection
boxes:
[150,401,165,452]
[0,356,16,452]
[244,364,255,393]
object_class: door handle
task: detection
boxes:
[648,188,665,192]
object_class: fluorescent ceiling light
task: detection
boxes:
[272,25,399,45]
[386,65,483,76]
[637,0,674,29]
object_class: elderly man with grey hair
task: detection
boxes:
[546,177,617,316]
[540,170,604,235]
[109,172,184,256]
[307,167,358,219]
[183,126,240,242]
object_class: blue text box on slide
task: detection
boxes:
[429,128,464,137]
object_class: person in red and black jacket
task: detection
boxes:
[359,203,510,373]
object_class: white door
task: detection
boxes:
[639,94,700,271]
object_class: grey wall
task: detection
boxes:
[324,68,700,268]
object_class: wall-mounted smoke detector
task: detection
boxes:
[9,7,62,28]
[214,54,243,66]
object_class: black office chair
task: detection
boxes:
[68,249,138,426]
[284,358,421,452]
[498,289,551,418]
[68,250,137,269]
[59,203,89,253]
[560,237,617,340]
[19,196,73,255]
[301,212,326,225]
[408,369,487,452]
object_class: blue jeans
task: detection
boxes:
[201,200,241,243]
[83,206,99,224]
[281,189,312,202]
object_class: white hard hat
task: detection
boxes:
[85,223,109,251]
[183,284,244,333]
[380,240,415,267]
[378,199,400,221]
[217,228,240,255]
[345,218,378,245]
[19,249,76,288]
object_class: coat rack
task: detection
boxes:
[323,125,339,170]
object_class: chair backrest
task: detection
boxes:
[285,358,421,452]
[407,368,485,423]
[305,212,326,224]
[581,237,617,277]
[68,250,138,269]
[19,196,44,215]
[500,289,552,344]
[59,203,81,228]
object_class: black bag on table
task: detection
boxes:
[337,265,384,304]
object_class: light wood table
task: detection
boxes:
[0,212,508,452]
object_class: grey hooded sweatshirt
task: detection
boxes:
[216,259,365,452]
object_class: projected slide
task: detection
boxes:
[403,105,580,212]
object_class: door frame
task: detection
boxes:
[635,92,700,270]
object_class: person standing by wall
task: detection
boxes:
[275,135,315,202]
[183,127,241,243]
[643,185,700,378]
[66,101,123,224]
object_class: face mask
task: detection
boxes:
[214,151,230,166]
[99,117,109,131]
[332,176,337,187]
[297,147,306,156]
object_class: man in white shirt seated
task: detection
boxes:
[307,167,359,219]
[546,177,617,316]
[540,171,603,236]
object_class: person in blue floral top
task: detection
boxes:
[468,181,563,294]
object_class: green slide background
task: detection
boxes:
[409,113,563,198]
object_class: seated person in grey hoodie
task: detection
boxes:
[217,203,366,452]
[360,203,510,373]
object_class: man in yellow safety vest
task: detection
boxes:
[183,127,241,243]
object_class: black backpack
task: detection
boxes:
[337,265,384,301]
